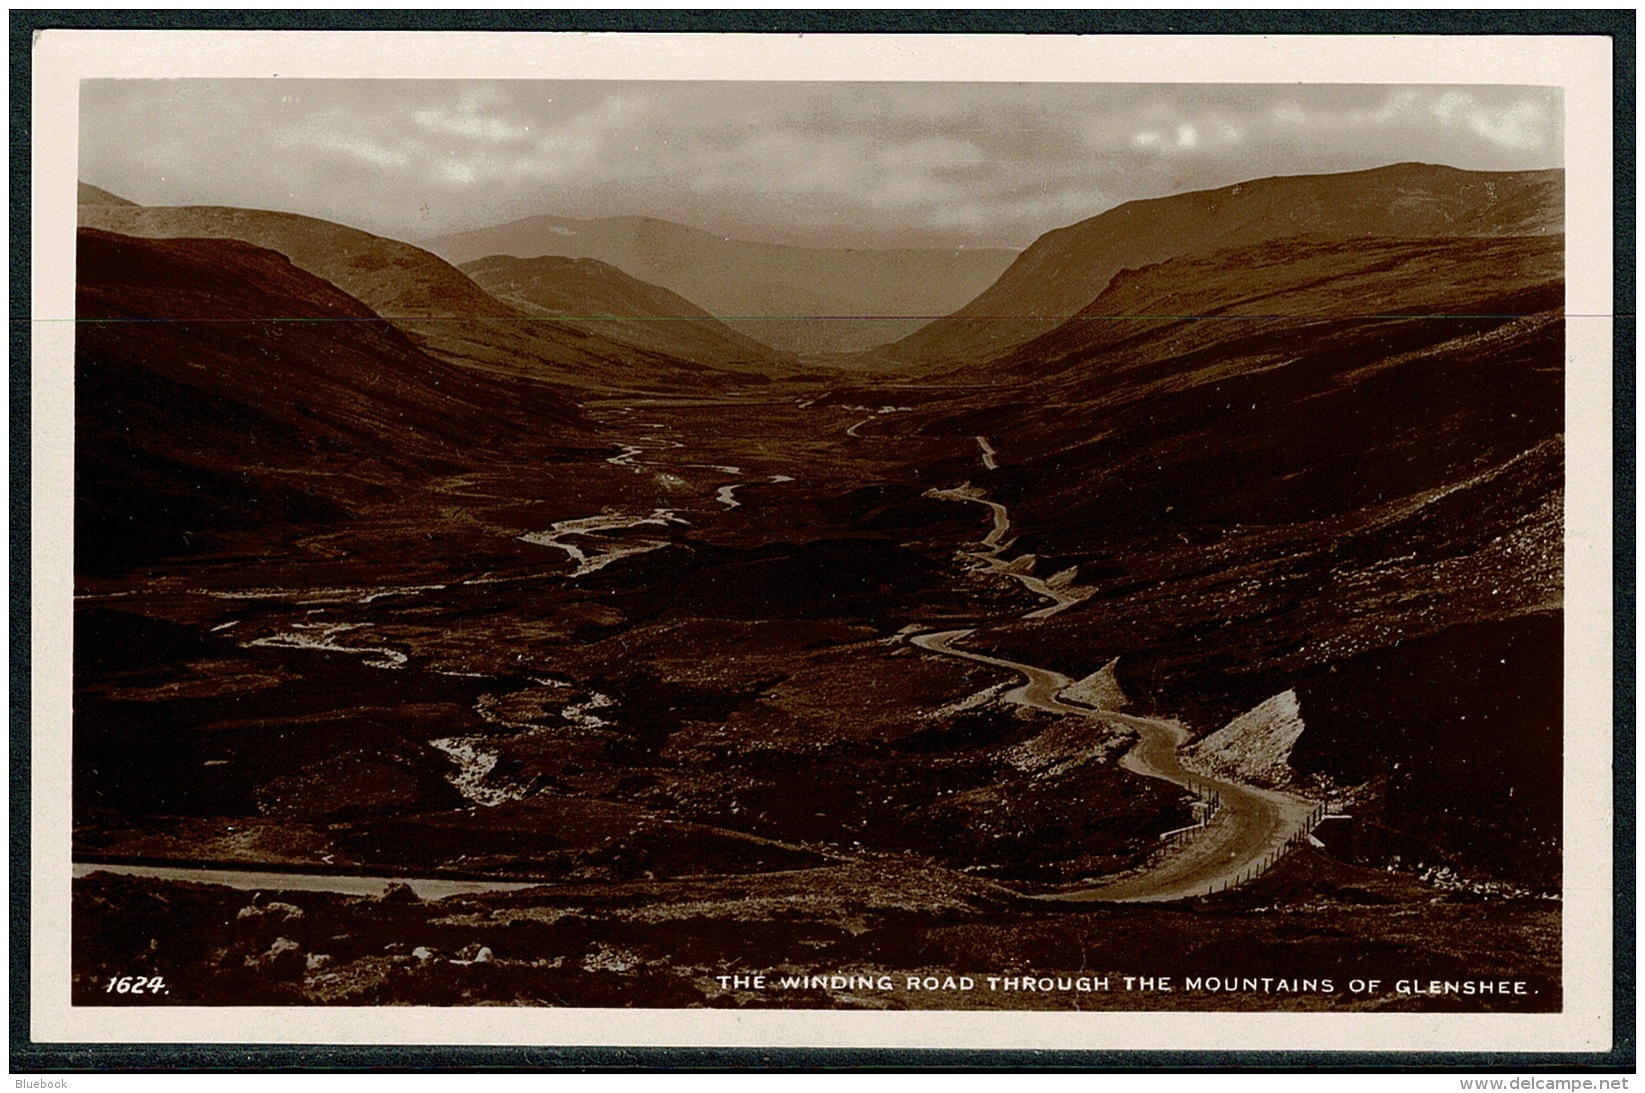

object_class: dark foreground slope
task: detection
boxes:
[906,232,1563,886]
[75,227,581,573]
[77,203,768,391]
[877,163,1562,369]
[425,213,1019,356]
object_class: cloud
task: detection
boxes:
[1269,88,1558,154]
[78,80,1563,250]
[409,86,535,144]
[1430,91,1555,151]
[277,124,411,171]
[413,107,532,144]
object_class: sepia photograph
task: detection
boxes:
[23,26,1619,1061]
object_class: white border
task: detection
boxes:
[29,30,1616,1053]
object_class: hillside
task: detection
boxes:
[75,227,581,573]
[80,203,515,319]
[77,203,761,392]
[460,253,797,373]
[424,213,1018,356]
[877,162,1563,369]
[910,229,1563,883]
[990,231,1563,382]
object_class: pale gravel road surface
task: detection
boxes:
[911,628,1318,902]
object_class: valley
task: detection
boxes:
[68,162,1565,1011]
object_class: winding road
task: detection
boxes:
[71,860,547,900]
[909,434,1322,901]
[975,435,999,471]
[910,629,1319,902]
[926,485,1092,618]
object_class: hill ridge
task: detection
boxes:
[875,162,1563,369]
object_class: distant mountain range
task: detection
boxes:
[423,213,1019,356]
[80,163,1557,381]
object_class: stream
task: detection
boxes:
[518,508,688,577]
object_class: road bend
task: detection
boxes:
[909,629,1318,902]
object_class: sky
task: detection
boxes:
[78,81,1563,251]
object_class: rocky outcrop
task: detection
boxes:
[1185,690,1306,789]
[1061,658,1127,711]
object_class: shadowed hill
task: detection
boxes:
[876,163,1562,369]
[79,203,515,319]
[74,227,583,573]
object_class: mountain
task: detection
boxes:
[79,203,514,319]
[964,232,1561,550]
[423,214,1019,356]
[459,253,797,373]
[877,162,1563,369]
[908,228,1562,883]
[76,202,766,391]
[74,227,581,574]
[991,231,1563,383]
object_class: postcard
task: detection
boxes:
[25,27,1617,1058]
